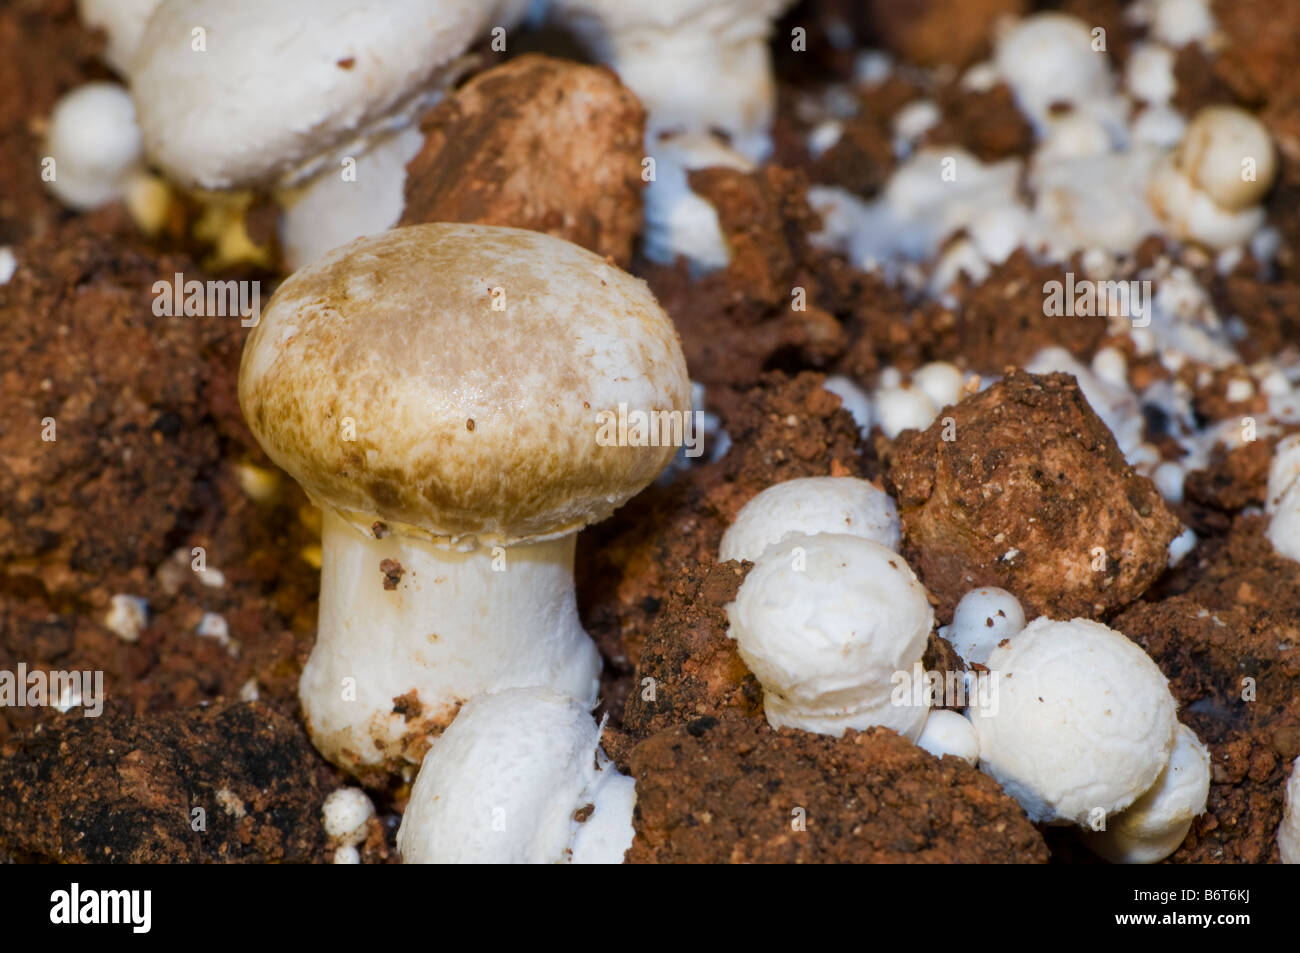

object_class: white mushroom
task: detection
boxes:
[238,224,691,775]
[971,617,1179,825]
[1148,106,1278,249]
[76,0,163,74]
[131,0,525,268]
[916,709,979,766]
[1082,722,1210,863]
[397,688,635,864]
[322,787,375,863]
[725,533,933,739]
[1280,755,1300,864]
[551,0,795,161]
[719,476,901,563]
[42,82,143,211]
[1265,434,1300,564]
[942,587,1026,667]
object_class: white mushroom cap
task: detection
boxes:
[552,0,794,160]
[945,587,1026,666]
[1280,755,1300,864]
[77,0,163,74]
[911,361,965,412]
[1082,722,1210,863]
[132,0,505,190]
[874,383,939,439]
[725,533,933,739]
[43,82,143,211]
[322,787,375,847]
[719,476,901,563]
[1266,434,1300,563]
[396,688,635,864]
[916,709,979,766]
[972,617,1179,825]
[1175,106,1277,211]
[994,14,1114,128]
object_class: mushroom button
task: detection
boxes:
[238,223,692,776]
[398,687,635,864]
[724,532,933,740]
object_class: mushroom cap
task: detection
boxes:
[1281,755,1300,865]
[719,476,901,563]
[972,617,1178,825]
[1082,722,1210,864]
[131,0,498,189]
[239,223,691,545]
[725,533,933,738]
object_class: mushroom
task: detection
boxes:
[1280,755,1299,864]
[719,476,901,564]
[1148,106,1278,249]
[1082,722,1210,864]
[550,0,796,162]
[941,586,1026,667]
[42,82,143,211]
[724,533,933,739]
[76,0,164,75]
[238,223,691,776]
[971,617,1179,826]
[321,787,375,864]
[916,709,979,766]
[1265,434,1300,564]
[397,687,635,864]
[131,0,528,269]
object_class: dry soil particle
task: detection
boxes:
[627,713,1048,863]
[622,560,763,738]
[0,701,327,863]
[862,0,1025,70]
[0,223,221,605]
[885,370,1181,621]
[402,54,646,267]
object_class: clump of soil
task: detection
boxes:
[402,54,646,267]
[886,370,1181,621]
[0,701,327,863]
[628,713,1049,863]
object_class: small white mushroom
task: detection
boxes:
[322,787,375,863]
[1082,722,1210,864]
[725,533,933,739]
[873,383,939,439]
[397,688,635,864]
[943,587,1026,666]
[972,617,1179,825]
[719,476,901,563]
[1265,434,1300,563]
[1280,755,1300,864]
[43,83,143,211]
[916,709,979,766]
[994,14,1117,132]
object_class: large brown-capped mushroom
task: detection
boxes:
[238,223,691,777]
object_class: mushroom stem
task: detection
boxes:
[301,509,601,774]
